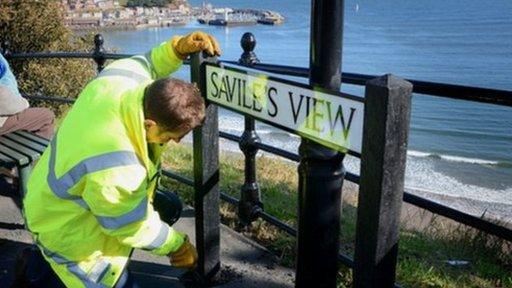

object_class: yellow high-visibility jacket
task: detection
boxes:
[24,41,185,287]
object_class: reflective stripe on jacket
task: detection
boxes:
[24,41,185,287]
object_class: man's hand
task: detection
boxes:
[171,31,222,60]
[169,236,198,269]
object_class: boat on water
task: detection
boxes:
[207,19,226,26]
[257,18,281,25]
[197,7,283,26]
[257,10,284,25]
[199,10,257,26]
[208,18,257,26]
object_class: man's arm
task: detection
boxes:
[94,31,221,86]
[91,42,182,93]
[82,165,186,256]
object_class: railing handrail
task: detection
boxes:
[5,51,191,64]
[217,132,512,242]
[6,51,511,107]
[222,60,512,107]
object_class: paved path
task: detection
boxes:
[0,182,294,287]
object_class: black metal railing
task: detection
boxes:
[2,31,510,285]
[4,33,511,238]
[220,61,512,107]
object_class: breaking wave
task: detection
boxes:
[408,150,511,168]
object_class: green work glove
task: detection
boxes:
[171,31,222,60]
[168,235,198,269]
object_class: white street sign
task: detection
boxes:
[204,64,365,154]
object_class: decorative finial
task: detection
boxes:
[239,32,259,66]
[1,40,11,57]
[241,32,256,53]
[94,34,105,52]
[93,34,106,73]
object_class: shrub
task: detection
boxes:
[0,0,97,113]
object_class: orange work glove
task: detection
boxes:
[171,31,222,60]
[168,235,198,269]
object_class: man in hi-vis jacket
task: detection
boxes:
[21,31,221,288]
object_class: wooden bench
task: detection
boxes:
[0,131,49,196]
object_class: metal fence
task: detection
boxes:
[3,34,510,240]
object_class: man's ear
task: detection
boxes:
[144,119,157,130]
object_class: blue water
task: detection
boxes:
[101,0,512,207]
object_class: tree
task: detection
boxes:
[0,0,96,110]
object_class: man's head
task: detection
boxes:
[143,78,205,144]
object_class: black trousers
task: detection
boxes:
[17,190,182,288]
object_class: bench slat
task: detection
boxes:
[0,151,14,166]
[3,133,47,154]
[0,144,30,166]
[14,131,50,146]
[0,137,41,162]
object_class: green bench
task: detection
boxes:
[0,131,49,196]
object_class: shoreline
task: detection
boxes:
[71,25,184,31]
[181,140,512,231]
[64,6,284,31]
[405,187,512,229]
[68,22,188,32]
[339,176,512,234]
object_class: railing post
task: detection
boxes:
[92,34,106,73]
[238,32,263,226]
[354,75,412,287]
[296,1,345,287]
[191,52,221,281]
[1,40,11,58]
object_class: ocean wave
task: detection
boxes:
[220,125,299,139]
[407,150,511,167]
[190,141,512,206]
[259,130,300,138]
[218,112,511,168]
[412,126,512,141]
[496,162,512,169]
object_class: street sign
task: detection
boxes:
[204,63,365,154]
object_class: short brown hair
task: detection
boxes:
[143,78,205,132]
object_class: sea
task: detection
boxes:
[101,0,512,219]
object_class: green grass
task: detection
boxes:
[161,143,512,288]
